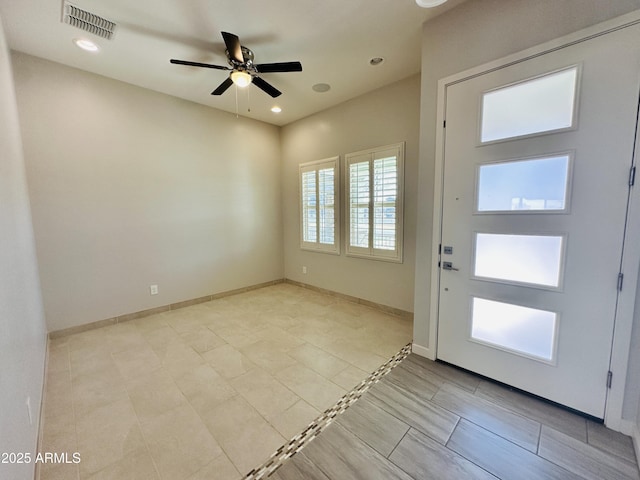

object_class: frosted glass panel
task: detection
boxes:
[474,233,563,287]
[477,155,569,212]
[471,298,556,361]
[481,67,577,143]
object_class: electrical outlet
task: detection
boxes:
[302,266,307,274]
[150,284,159,295]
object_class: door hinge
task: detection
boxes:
[607,371,613,389]
[618,272,624,291]
[630,166,636,187]
[438,243,442,254]
[443,120,446,128]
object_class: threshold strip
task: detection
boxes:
[243,343,412,479]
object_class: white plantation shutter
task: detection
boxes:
[299,157,340,253]
[346,143,404,262]
[349,158,370,248]
[301,170,317,243]
[318,167,335,244]
[373,155,397,250]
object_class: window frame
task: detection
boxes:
[299,156,340,254]
[345,142,404,263]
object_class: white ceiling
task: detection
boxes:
[0,0,467,126]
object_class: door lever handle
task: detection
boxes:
[442,261,459,271]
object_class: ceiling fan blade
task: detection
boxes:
[211,77,234,95]
[256,62,303,73]
[252,76,282,98]
[170,59,230,70]
[221,31,243,64]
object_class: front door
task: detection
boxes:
[436,23,640,417]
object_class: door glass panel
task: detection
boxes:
[480,67,578,143]
[477,155,570,212]
[474,233,563,287]
[471,297,557,362]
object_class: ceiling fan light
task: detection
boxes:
[415,0,447,7]
[231,71,252,88]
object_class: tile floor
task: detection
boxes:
[271,354,640,480]
[39,283,413,480]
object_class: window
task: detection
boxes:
[480,66,579,143]
[470,297,558,363]
[476,154,572,213]
[345,143,404,262]
[473,233,565,289]
[299,157,339,253]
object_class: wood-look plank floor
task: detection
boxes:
[269,354,639,480]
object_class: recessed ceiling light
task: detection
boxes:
[415,0,448,7]
[271,106,282,113]
[73,38,99,52]
[369,57,385,66]
[312,83,331,93]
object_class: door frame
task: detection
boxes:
[426,11,640,432]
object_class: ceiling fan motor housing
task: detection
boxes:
[170,31,302,98]
[227,46,255,75]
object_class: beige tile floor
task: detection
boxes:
[39,283,413,480]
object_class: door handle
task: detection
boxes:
[442,261,459,271]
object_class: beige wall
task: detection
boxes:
[12,53,284,332]
[0,17,47,480]
[281,75,420,313]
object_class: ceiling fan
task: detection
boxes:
[170,31,302,98]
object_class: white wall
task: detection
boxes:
[12,53,284,332]
[281,75,420,312]
[626,264,640,424]
[0,16,48,480]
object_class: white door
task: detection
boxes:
[437,23,640,417]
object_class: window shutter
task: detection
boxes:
[301,170,317,243]
[299,157,340,254]
[318,167,335,245]
[346,143,404,263]
[349,159,370,249]
[373,154,398,250]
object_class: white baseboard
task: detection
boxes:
[411,342,436,360]
[619,419,640,471]
[618,419,634,436]
[33,337,49,480]
[632,423,640,469]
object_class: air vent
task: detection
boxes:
[62,2,115,40]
